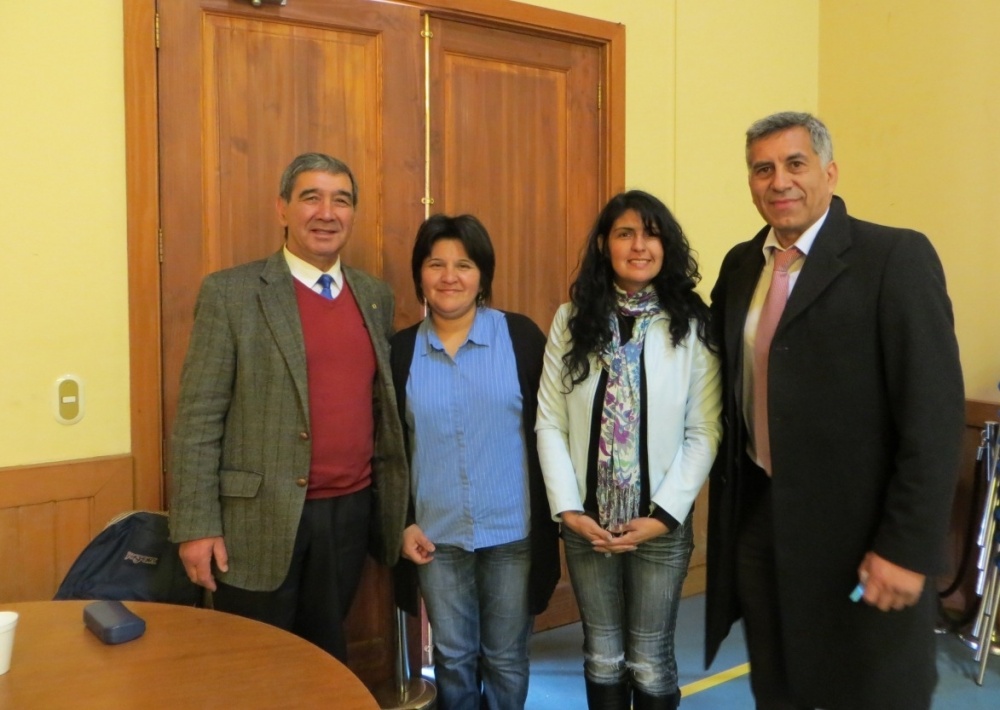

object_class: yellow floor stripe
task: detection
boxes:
[680,662,750,696]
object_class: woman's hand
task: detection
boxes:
[596,517,669,554]
[561,512,668,556]
[401,524,436,564]
[559,511,609,542]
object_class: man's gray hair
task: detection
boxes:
[278,152,358,205]
[745,111,834,167]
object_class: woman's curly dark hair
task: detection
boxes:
[563,190,714,385]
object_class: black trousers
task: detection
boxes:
[736,462,812,710]
[212,487,371,662]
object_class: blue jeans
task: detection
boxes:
[563,515,694,696]
[418,537,533,710]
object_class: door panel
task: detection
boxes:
[428,16,604,629]
[159,0,423,455]
[429,17,602,334]
[157,0,423,687]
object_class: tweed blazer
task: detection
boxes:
[169,250,408,591]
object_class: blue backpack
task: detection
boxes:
[54,511,203,606]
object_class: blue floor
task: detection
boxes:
[525,593,1000,709]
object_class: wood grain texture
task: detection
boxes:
[0,456,132,602]
[428,15,602,334]
[0,601,378,709]
[123,0,161,512]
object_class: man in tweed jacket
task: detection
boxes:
[169,153,408,662]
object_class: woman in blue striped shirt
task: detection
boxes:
[389,214,559,710]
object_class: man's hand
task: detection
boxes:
[179,536,229,591]
[857,551,926,611]
[401,524,435,564]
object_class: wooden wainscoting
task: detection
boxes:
[0,455,133,603]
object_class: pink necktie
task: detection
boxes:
[753,246,801,475]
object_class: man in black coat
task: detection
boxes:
[704,111,964,710]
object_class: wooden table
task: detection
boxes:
[0,600,380,709]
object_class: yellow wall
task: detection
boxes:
[673,1,819,294]
[0,2,131,467]
[819,0,1000,402]
[526,1,819,288]
[1,0,994,468]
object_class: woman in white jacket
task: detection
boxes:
[536,191,722,710]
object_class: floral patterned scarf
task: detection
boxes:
[595,285,661,531]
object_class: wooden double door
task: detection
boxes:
[157,0,615,687]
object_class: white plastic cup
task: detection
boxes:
[0,611,18,675]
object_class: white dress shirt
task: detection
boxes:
[283,246,344,299]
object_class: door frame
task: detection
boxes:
[122,0,624,507]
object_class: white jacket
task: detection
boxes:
[536,303,722,525]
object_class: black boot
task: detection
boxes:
[584,678,631,710]
[632,687,680,710]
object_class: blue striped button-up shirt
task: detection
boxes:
[405,308,530,550]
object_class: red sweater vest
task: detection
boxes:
[294,279,376,499]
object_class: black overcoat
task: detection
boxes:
[705,197,965,709]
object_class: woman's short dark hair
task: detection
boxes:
[563,190,713,386]
[410,213,496,304]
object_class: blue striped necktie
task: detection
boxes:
[317,274,334,300]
